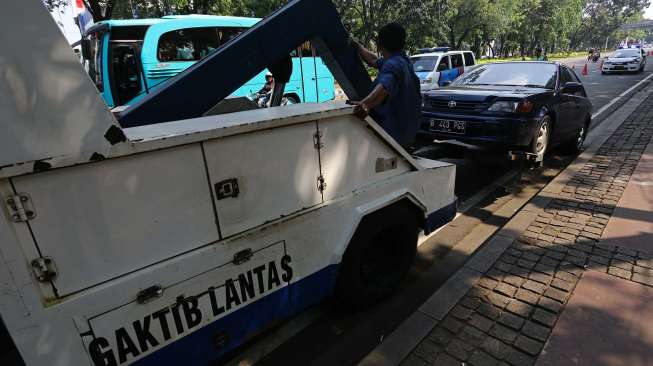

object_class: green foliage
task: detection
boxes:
[66,0,651,54]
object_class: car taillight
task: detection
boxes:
[516,101,534,113]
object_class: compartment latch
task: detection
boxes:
[215,178,240,200]
[233,248,253,265]
[31,257,57,282]
[137,285,164,304]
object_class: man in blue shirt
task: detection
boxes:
[351,23,421,148]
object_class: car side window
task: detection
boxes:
[450,53,464,68]
[464,52,475,66]
[437,56,450,72]
[568,68,581,83]
[560,67,574,85]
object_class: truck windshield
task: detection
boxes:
[451,63,557,89]
[411,56,438,72]
[157,27,244,61]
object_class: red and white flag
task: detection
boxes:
[73,0,94,34]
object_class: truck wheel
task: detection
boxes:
[335,204,419,311]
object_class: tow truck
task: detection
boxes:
[0,1,456,365]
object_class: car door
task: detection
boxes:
[558,66,585,139]
[436,55,452,86]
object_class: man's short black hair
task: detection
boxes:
[378,22,406,53]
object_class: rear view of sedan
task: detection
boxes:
[417,62,592,161]
[602,48,646,74]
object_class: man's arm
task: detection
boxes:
[351,84,388,119]
[352,39,379,68]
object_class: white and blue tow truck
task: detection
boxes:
[0,1,456,365]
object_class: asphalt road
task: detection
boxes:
[560,53,653,123]
[236,55,653,366]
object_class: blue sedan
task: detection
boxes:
[416,62,592,160]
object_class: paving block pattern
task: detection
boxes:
[400,95,653,366]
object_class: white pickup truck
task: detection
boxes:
[0,1,456,365]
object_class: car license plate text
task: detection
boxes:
[429,119,466,135]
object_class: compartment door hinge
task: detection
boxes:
[313,130,324,149]
[317,175,327,193]
[4,193,36,223]
[31,257,57,282]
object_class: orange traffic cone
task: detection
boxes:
[581,63,588,76]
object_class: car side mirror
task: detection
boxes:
[561,81,582,95]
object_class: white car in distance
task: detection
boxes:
[602,48,647,74]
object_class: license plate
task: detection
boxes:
[429,119,466,135]
[614,65,624,70]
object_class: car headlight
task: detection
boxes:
[421,78,433,85]
[487,101,519,112]
[630,58,641,64]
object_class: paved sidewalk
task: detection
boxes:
[393,91,653,365]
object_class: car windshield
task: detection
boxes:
[612,50,640,58]
[411,56,438,72]
[451,63,557,89]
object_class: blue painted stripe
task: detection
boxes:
[424,200,457,235]
[131,264,338,366]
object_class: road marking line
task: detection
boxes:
[592,72,653,119]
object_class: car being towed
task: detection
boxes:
[417,62,592,160]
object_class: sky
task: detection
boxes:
[647,5,653,20]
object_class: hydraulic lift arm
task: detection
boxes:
[118,0,374,128]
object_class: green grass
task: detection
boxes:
[477,51,587,64]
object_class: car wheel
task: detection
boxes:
[529,115,551,162]
[281,95,300,106]
[560,119,589,155]
[335,203,418,311]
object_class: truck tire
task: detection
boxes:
[335,203,419,311]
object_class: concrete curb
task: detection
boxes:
[357,82,653,366]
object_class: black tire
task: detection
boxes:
[281,95,300,106]
[529,115,551,162]
[601,71,607,75]
[560,118,590,155]
[335,203,419,311]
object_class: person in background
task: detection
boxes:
[255,72,275,107]
[350,23,421,149]
[532,47,547,61]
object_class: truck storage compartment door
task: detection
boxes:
[85,241,290,366]
[203,122,322,237]
[11,144,219,297]
[318,115,413,201]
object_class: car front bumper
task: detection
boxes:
[602,63,641,72]
[416,111,539,148]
